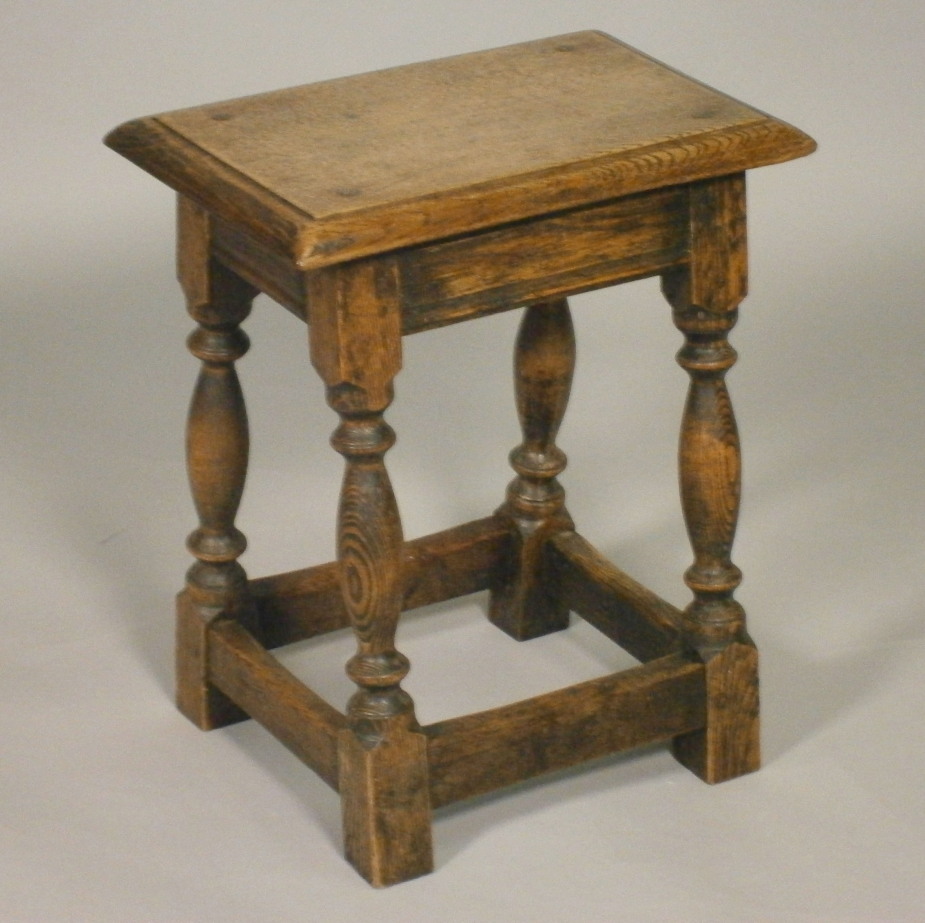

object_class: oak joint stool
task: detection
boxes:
[106,32,815,886]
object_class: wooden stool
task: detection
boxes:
[106,32,815,886]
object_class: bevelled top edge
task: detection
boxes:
[291,115,817,269]
[104,115,307,257]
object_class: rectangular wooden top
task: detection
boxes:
[106,32,814,269]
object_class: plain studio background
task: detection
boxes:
[2,2,923,920]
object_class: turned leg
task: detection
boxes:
[307,258,432,887]
[663,175,759,783]
[490,298,576,640]
[175,198,259,729]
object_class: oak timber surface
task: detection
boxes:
[106,31,815,267]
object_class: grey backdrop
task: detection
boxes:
[3,2,924,920]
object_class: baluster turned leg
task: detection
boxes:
[175,198,258,729]
[663,174,759,783]
[307,258,432,887]
[490,298,576,639]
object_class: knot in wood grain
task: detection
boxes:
[186,325,250,363]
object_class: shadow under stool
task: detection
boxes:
[106,31,815,886]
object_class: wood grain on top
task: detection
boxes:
[106,32,815,267]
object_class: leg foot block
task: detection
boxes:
[672,639,759,783]
[339,724,434,887]
[175,590,250,730]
